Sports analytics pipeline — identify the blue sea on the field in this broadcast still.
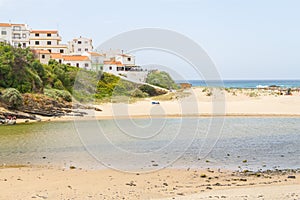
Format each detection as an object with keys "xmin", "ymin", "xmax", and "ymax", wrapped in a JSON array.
[{"xmin": 178, "ymin": 80, "xmax": 300, "ymax": 89}]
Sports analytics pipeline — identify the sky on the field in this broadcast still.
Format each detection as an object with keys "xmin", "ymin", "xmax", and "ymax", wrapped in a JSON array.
[{"xmin": 0, "ymin": 0, "xmax": 300, "ymax": 80}]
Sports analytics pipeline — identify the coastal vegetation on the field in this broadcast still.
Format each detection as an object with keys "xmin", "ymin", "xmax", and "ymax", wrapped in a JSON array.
[
  {"xmin": 0, "ymin": 42, "xmax": 170, "ymax": 117},
  {"xmin": 146, "ymin": 70, "xmax": 179, "ymax": 90}
]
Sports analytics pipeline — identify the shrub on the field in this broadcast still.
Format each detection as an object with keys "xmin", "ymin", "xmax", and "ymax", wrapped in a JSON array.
[
  {"xmin": 44, "ymin": 89, "xmax": 72, "ymax": 102},
  {"xmin": 131, "ymin": 89, "xmax": 148, "ymax": 98},
  {"xmin": 139, "ymin": 85, "xmax": 167, "ymax": 96},
  {"xmin": 146, "ymin": 70, "xmax": 179, "ymax": 90},
  {"xmin": 1, "ymin": 88, "xmax": 23, "ymax": 109}
]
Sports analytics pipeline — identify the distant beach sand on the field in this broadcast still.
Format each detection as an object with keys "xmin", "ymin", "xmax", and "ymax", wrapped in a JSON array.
[{"xmin": 21, "ymin": 87, "xmax": 300, "ymax": 124}]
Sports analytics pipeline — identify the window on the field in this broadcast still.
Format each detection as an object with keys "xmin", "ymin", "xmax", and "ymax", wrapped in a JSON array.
[
  {"xmin": 35, "ymin": 41, "xmax": 40, "ymax": 45},
  {"xmin": 35, "ymin": 33, "xmax": 39, "ymax": 37},
  {"xmin": 117, "ymin": 67, "xmax": 124, "ymax": 71},
  {"xmin": 85, "ymin": 48, "xmax": 88, "ymax": 52},
  {"xmin": 127, "ymin": 57, "xmax": 131, "ymax": 61},
  {"xmin": 48, "ymin": 49, "xmax": 52, "ymax": 53},
  {"xmin": 13, "ymin": 34, "xmax": 21, "ymax": 39},
  {"xmin": 47, "ymin": 41, "xmax": 51, "ymax": 45},
  {"xmin": 84, "ymin": 41, "xmax": 88, "ymax": 44},
  {"xmin": 84, "ymin": 63, "xmax": 89, "ymax": 68},
  {"xmin": 59, "ymin": 59, "xmax": 62, "ymax": 64},
  {"xmin": 60, "ymin": 49, "xmax": 64, "ymax": 53},
  {"xmin": 47, "ymin": 33, "xmax": 51, "ymax": 37},
  {"xmin": 41, "ymin": 55, "xmax": 45, "ymax": 59},
  {"xmin": 1, "ymin": 31, "xmax": 7, "ymax": 35},
  {"xmin": 76, "ymin": 63, "xmax": 79, "ymax": 68},
  {"xmin": 78, "ymin": 48, "xmax": 81, "ymax": 52},
  {"xmin": 109, "ymin": 66, "xmax": 112, "ymax": 70},
  {"xmin": 13, "ymin": 26, "xmax": 21, "ymax": 31},
  {"xmin": 78, "ymin": 41, "xmax": 82, "ymax": 44},
  {"xmin": 22, "ymin": 34, "xmax": 26, "ymax": 38},
  {"xmin": 22, "ymin": 43, "xmax": 26, "ymax": 48}
]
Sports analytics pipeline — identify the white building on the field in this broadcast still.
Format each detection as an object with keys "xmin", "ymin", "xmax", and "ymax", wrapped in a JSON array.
[
  {"xmin": 0, "ymin": 23, "xmax": 30, "ymax": 48},
  {"xmin": 11, "ymin": 23, "xmax": 30, "ymax": 48},
  {"xmin": 50, "ymin": 54, "xmax": 92, "ymax": 70},
  {"xmin": 68, "ymin": 36, "xmax": 93, "ymax": 54},
  {"xmin": 29, "ymin": 30, "xmax": 68, "ymax": 54},
  {"xmin": 103, "ymin": 58, "xmax": 148, "ymax": 82},
  {"xmin": 115, "ymin": 54, "xmax": 135, "ymax": 66},
  {"xmin": 82, "ymin": 51, "xmax": 104, "ymax": 71},
  {"xmin": 0, "ymin": 23, "xmax": 12, "ymax": 44},
  {"xmin": 32, "ymin": 49, "xmax": 51, "ymax": 64}
]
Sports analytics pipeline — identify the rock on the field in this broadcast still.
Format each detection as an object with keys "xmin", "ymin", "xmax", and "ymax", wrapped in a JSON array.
[
  {"xmin": 94, "ymin": 107, "xmax": 102, "ymax": 112},
  {"xmin": 69, "ymin": 166, "xmax": 76, "ymax": 169}
]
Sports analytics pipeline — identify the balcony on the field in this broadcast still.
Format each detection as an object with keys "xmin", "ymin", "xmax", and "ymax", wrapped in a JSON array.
[{"xmin": 29, "ymin": 36, "xmax": 62, "ymax": 41}]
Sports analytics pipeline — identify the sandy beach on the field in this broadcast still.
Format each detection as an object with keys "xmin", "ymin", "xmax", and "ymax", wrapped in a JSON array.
[
  {"xmin": 17, "ymin": 87, "xmax": 300, "ymax": 124},
  {"xmin": 81, "ymin": 88, "xmax": 300, "ymax": 120},
  {"xmin": 0, "ymin": 166, "xmax": 299, "ymax": 200}
]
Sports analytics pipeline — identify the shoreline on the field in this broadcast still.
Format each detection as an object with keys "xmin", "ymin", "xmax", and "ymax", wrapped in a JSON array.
[
  {"xmin": 13, "ymin": 113, "xmax": 300, "ymax": 125},
  {"xmin": 1, "ymin": 86, "xmax": 299, "ymax": 124}
]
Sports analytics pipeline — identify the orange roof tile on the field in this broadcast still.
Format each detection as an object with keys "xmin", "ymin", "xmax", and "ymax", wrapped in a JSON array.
[
  {"xmin": 88, "ymin": 52, "xmax": 103, "ymax": 56},
  {"xmin": 104, "ymin": 61, "xmax": 123, "ymax": 66},
  {"xmin": 62, "ymin": 55, "xmax": 90, "ymax": 61},
  {"xmin": 32, "ymin": 49, "xmax": 50, "ymax": 54},
  {"xmin": 50, "ymin": 53, "xmax": 63, "ymax": 59},
  {"xmin": 11, "ymin": 23, "xmax": 26, "ymax": 26},
  {"xmin": 31, "ymin": 30, "xmax": 58, "ymax": 34},
  {"xmin": 0, "ymin": 23, "xmax": 11, "ymax": 27},
  {"xmin": 118, "ymin": 54, "xmax": 132, "ymax": 57}
]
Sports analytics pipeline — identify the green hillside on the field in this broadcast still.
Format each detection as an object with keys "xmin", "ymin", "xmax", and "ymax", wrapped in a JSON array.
[{"xmin": 0, "ymin": 42, "xmax": 169, "ymax": 111}]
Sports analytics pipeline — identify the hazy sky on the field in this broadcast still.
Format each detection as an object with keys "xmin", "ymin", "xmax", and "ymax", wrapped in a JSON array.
[{"xmin": 1, "ymin": 0, "xmax": 299, "ymax": 80}]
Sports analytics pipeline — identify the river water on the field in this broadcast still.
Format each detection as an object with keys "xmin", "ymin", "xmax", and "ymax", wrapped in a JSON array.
[{"xmin": 0, "ymin": 117, "xmax": 299, "ymax": 172}]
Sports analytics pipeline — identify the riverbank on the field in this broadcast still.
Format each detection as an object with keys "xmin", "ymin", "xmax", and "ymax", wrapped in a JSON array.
[
  {"xmin": 0, "ymin": 166, "xmax": 299, "ymax": 199},
  {"xmin": 1, "ymin": 87, "xmax": 300, "ymax": 124}
]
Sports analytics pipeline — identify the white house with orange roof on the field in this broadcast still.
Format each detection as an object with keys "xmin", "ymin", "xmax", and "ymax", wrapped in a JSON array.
[
  {"xmin": 103, "ymin": 55, "xmax": 148, "ymax": 82},
  {"xmin": 11, "ymin": 23, "xmax": 30, "ymax": 48},
  {"xmin": 29, "ymin": 30, "xmax": 69, "ymax": 54},
  {"xmin": 82, "ymin": 51, "xmax": 104, "ymax": 71},
  {"xmin": 50, "ymin": 54, "xmax": 92, "ymax": 70},
  {"xmin": 68, "ymin": 36, "xmax": 93, "ymax": 54},
  {"xmin": 0, "ymin": 23, "xmax": 12, "ymax": 44},
  {"xmin": 32, "ymin": 49, "xmax": 51, "ymax": 64},
  {"xmin": 0, "ymin": 23, "xmax": 30, "ymax": 48},
  {"xmin": 50, "ymin": 53, "xmax": 64, "ymax": 64},
  {"xmin": 115, "ymin": 53, "xmax": 135, "ymax": 66}
]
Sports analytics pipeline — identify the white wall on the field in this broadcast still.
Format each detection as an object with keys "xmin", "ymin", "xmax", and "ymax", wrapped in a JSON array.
[
  {"xmin": 29, "ymin": 31, "xmax": 67, "ymax": 53},
  {"xmin": 63, "ymin": 60, "xmax": 92, "ymax": 70},
  {"xmin": 68, "ymin": 37, "xmax": 93, "ymax": 54},
  {"xmin": 11, "ymin": 24, "xmax": 30, "ymax": 48},
  {"xmin": 82, "ymin": 52, "xmax": 104, "ymax": 71},
  {"xmin": 0, "ymin": 26, "xmax": 12, "ymax": 44},
  {"xmin": 103, "ymin": 64, "xmax": 118, "ymax": 73}
]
